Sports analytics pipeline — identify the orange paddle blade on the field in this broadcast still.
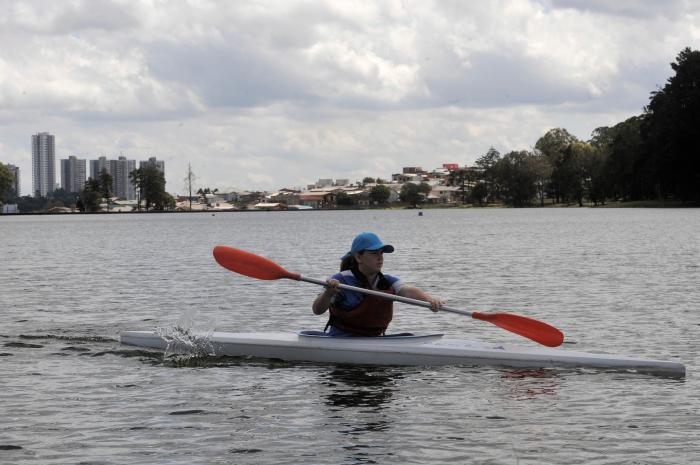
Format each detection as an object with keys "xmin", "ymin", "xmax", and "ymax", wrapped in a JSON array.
[
  {"xmin": 213, "ymin": 246, "xmax": 300, "ymax": 281},
  {"xmin": 472, "ymin": 312, "xmax": 564, "ymax": 347}
]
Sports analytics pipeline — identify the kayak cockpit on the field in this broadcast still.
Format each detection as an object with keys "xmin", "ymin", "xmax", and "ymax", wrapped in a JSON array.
[{"xmin": 298, "ymin": 330, "xmax": 443, "ymax": 343}]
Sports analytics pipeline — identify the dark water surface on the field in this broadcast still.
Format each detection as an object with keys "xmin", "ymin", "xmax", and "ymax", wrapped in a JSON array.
[{"xmin": 1, "ymin": 209, "xmax": 698, "ymax": 464}]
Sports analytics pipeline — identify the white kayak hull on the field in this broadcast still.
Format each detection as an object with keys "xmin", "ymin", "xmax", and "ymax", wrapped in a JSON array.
[{"xmin": 119, "ymin": 330, "xmax": 685, "ymax": 376}]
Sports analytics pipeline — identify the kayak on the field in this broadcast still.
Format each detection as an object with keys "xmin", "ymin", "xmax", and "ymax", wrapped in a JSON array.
[{"xmin": 119, "ymin": 330, "xmax": 686, "ymax": 376}]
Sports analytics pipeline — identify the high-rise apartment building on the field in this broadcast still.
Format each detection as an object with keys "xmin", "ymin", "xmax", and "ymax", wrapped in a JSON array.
[
  {"xmin": 60, "ymin": 156, "xmax": 86, "ymax": 193},
  {"xmin": 89, "ymin": 155, "xmax": 136, "ymax": 200},
  {"xmin": 89, "ymin": 156, "xmax": 109, "ymax": 180},
  {"xmin": 139, "ymin": 156, "xmax": 165, "ymax": 174},
  {"xmin": 112, "ymin": 156, "xmax": 136, "ymax": 200},
  {"xmin": 6, "ymin": 164, "xmax": 20, "ymax": 197},
  {"xmin": 32, "ymin": 132, "xmax": 55, "ymax": 197}
]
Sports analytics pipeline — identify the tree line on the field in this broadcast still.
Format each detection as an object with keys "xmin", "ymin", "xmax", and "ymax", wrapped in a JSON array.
[
  {"xmin": 448, "ymin": 47, "xmax": 700, "ymax": 207},
  {"xmin": 76, "ymin": 165, "xmax": 174, "ymax": 212}
]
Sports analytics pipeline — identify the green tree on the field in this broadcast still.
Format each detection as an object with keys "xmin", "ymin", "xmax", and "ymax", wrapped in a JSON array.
[
  {"xmin": 446, "ymin": 168, "xmax": 471, "ymax": 203},
  {"xmin": 400, "ymin": 182, "xmax": 431, "ymax": 207},
  {"xmin": 586, "ymin": 148, "xmax": 609, "ymax": 206},
  {"xmin": 155, "ymin": 191, "xmax": 176, "ymax": 211},
  {"xmin": 590, "ymin": 125, "xmax": 615, "ymax": 149},
  {"xmin": 96, "ymin": 168, "xmax": 112, "ymax": 211},
  {"xmin": 0, "ymin": 163, "xmax": 13, "ymax": 204},
  {"xmin": 335, "ymin": 191, "xmax": 354, "ymax": 207},
  {"xmin": 475, "ymin": 147, "xmax": 501, "ymax": 201},
  {"xmin": 468, "ymin": 182, "xmax": 489, "ymax": 205},
  {"xmin": 132, "ymin": 164, "xmax": 169, "ymax": 211},
  {"xmin": 535, "ymin": 128, "xmax": 579, "ymax": 203},
  {"xmin": 98, "ymin": 168, "xmax": 113, "ymax": 199},
  {"xmin": 535, "ymin": 128, "xmax": 578, "ymax": 159},
  {"xmin": 78, "ymin": 177, "xmax": 102, "ymax": 212},
  {"xmin": 16, "ymin": 195, "xmax": 48, "ymax": 213},
  {"xmin": 555, "ymin": 141, "xmax": 598, "ymax": 206},
  {"xmin": 642, "ymin": 47, "xmax": 700, "ymax": 201},
  {"xmin": 362, "ymin": 177, "xmax": 376, "ymax": 186},
  {"xmin": 588, "ymin": 126, "xmax": 616, "ymax": 204},
  {"xmin": 369, "ymin": 184, "xmax": 391, "ymax": 205},
  {"xmin": 493, "ymin": 151, "xmax": 541, "ymax": 207},
  {"xmin": 600, "ymin": 117, "xmax": 647, "ymax": 200},
  {"xmin": 51, "ymin": 188, "xmax": 77, "ymax": 209},
  {"xmin": 529, "ymin": 154, "xmax": 552, "ymax": 207}
]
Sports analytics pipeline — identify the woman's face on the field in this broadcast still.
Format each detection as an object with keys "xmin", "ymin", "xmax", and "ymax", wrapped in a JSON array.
[{"xmin": 356, "ymin": 249, "xmax": 384, "ymax": 274}]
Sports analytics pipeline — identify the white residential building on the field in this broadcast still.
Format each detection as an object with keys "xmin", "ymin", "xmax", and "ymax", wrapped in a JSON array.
[
  {"xmin": 113, "ymin": 156, "xmax": 136, "ymax": 200},
  {"xmin": 61, "ymin": 156, "xmax": 86, "ymax": 193},
  {"xmin": 32, "ymin": 132, "xmax": 55, "ymax": 197}
]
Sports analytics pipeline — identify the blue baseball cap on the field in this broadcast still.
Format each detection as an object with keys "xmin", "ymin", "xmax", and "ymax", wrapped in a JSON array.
[{"xmin": 341, "ymin": 232, "xmax": 394, "ymax": 260}]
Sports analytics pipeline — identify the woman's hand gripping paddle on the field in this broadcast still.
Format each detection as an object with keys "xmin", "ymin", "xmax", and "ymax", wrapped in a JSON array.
[{"xmin": 213, "ymin": 245, "xmax": 564, "ymax": 347}]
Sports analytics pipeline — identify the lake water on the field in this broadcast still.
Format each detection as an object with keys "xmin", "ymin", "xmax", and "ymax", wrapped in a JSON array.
[{"xmin": 1, "ymin": 209, "xmax": 698, "ymax": 464}]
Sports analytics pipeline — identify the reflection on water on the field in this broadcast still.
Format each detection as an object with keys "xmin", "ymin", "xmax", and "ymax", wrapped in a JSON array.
[
  {"xmin": 500, "ymin": 368, "xmax": 561, "ymax": 399},
  {"xmin": 320, "ymin": 366, "xmax": 403, "ymax": 464},
  {"xmin": 322, "ymin": 366, "xmax": 402, "ymax": 410}
]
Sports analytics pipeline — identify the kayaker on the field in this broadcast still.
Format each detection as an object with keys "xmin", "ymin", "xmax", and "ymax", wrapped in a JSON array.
[{"xmin": 312, "ymin": 232, "xmax": 443, "ymax": 336}]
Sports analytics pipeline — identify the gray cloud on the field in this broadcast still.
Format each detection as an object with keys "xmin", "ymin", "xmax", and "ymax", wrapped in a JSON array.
[
  {"xmin": 548, "ymin": 0, "xmax": 691, "ymax": 19},
  {"xmin": 146, "ymin": 39, "xmax": 313, "ymax": 108},
  {"xmin": 3, "ymin": 0, "xmax": 139, "ymax": 35},
  {"xmin": 421, "ymin": 51, "xmax": 590, "ymax": 107}
]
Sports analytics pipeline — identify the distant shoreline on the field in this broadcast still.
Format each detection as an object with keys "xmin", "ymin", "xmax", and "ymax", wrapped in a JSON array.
[{"xmin": 2, "ymin": 199, "xmax": 698, "ymax": 215}]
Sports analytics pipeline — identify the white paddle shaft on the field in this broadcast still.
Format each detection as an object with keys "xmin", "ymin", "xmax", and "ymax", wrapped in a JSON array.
[{"xmin": 299, "ymin": 275, "xmax": 472, "ymax": 317}]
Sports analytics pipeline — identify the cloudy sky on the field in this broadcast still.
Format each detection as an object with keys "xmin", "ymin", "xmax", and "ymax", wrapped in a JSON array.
[{"xmin": 1, "ymin": 0, "xmax": 699, "ymax": 195}]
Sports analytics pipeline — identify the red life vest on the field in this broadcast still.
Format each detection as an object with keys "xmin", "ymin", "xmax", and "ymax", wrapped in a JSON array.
[{"xmin": 327, "ymin": 288, "xmax": 394, "ymax": 336}]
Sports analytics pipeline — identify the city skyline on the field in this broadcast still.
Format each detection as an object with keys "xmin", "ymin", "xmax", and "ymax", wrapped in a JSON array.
[
  {"xmin": 10, "ymin": 130, "xmax": 436, "ymax": 200},
  {"xmin": 12, "ymin": 134, "xmax": 167, "ymax": 200},
  {"xmin": 2, "ymin": 2, "xmax": 699, "ymax": 196}
]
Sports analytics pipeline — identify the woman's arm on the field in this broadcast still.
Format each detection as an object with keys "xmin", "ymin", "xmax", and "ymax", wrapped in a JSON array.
[
  {"xmin": 398, "ymin": 286, "xmax": 444, "ymax": 312},
  {"xmin": 312, "ymin": 279, "xmax": 340, "ymax": 315}
]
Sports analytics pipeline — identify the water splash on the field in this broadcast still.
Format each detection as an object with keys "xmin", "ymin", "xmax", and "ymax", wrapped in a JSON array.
[{"xmin": 156, "ymin": 311, "xmax": 217, "ymax": 359}]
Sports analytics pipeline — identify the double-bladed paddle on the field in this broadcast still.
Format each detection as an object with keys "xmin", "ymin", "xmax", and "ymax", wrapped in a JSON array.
[{"xmin": 213, "ymin": 245, "xmax": 564, "ymax": 347}]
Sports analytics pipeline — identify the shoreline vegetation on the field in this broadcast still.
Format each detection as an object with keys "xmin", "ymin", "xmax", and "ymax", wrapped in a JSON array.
[{"xmin": 3, "ymin": 198, "xmax": 698, "ymax": 216}]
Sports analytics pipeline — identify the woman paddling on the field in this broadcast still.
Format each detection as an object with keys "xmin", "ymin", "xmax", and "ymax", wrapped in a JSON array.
[{"xmin": 312, "ymin": 232, "xmax": 443, "ymax": 336}]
